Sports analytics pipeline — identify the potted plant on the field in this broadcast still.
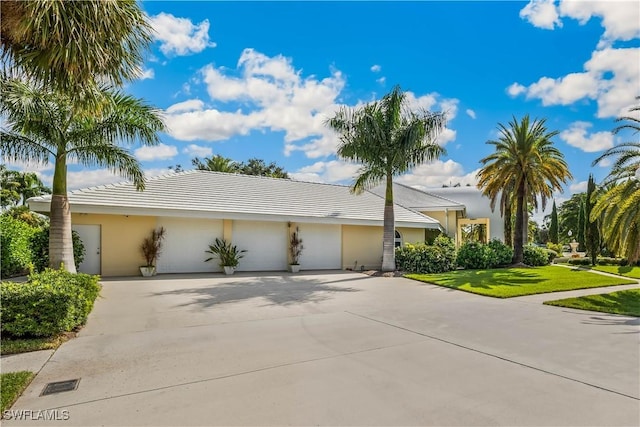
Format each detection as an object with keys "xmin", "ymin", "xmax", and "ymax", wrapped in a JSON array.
[
  {"xmin": 140, "ymin": 227, "xmax": 166, "ymax": 277},
  {"xmin": 288, "ymin": 226, "xmax": 303, "ymax": 273},
  {"xmin": 205, "ymin": 238, "xmax": 247, "ymax": 275}
]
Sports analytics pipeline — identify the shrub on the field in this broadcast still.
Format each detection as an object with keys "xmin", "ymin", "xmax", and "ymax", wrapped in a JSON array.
[
  {"xmin": 456, "ymin": 241, "xmax": 495, "ymax": 270},
  {"xmin": 545, "ymin": 249, "xmax": 558, "ymax": 264},
  {"xmin": 567, "ymin": 258, "xmax": 591, "ymax": 266},
  {"xmin": 0, "ymin": 215, "xmax": 37, "ymax": 278},
  {"xmin": 596, "ymin": 257, "xmax": 627, "ymax": 266},
  {"xmin": 1, "ymin": 270, "xmax": 100, "ymax": 338},
  {"xmin": 522, "ymin": 245, "xmax": 550, "ymax": 266},
  {"xmin": 487, "ymin": 239, "xmax": 514, "ymax": 266},
  {"xmin": 395, "ymin": 235, "xmax": 456, "ymax": 274},
  {"xmin": 29, "ymin": 227, "xmax": 85, "ymax": 273},
  {"xmin": 546, "ymin": 242, "xmax": 563, "ymax": 255}
]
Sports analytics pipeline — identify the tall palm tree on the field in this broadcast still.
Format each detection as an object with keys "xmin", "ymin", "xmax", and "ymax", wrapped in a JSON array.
[
  {"xmin": 592, "ymin": 100, "xmax": 640, "ymax": 263},
  {"xmin": 1, "ymin": 0, "xmax": 152, "ymax": 97},
  {"xmin": 326, "ymin": 85, "xmax": 447, "ymax": 271},
  {"xmin": 478, "ymin": 115, "xmax": 572, "ymax": 264},
  {"xmin": 1, "ymin": 77, "xmax": 165, "ymax": 272}
]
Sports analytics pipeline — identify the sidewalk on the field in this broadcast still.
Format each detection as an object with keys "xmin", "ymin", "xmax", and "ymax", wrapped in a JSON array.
[{"xmin": 1, "ymin": 350, "xmax": 54, "ymax": 374}]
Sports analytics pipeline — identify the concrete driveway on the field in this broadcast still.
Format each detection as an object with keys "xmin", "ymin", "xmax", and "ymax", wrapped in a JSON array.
[{"xmin": 6, "ymin": 271, "xmax": 639, "ymax": 426}]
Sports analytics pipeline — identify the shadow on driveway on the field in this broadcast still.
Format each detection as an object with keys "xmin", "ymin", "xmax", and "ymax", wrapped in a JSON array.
[{"xmin": 151, "ymin": 276, "xmax": 361, "ymax": 309}]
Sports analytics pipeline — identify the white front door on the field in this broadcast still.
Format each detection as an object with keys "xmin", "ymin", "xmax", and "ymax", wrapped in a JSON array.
[{"xmin": 72, "ymin": 224, "xmax": 101, "ymax": 274}]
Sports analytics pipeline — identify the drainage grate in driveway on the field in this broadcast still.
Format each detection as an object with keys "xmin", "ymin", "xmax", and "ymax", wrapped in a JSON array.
[{"xmin": 41, "ymin": 379, "xmax": 80, "ymax": 396}]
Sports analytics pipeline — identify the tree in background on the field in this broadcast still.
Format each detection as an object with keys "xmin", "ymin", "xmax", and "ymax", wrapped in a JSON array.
[
  {"xmin": 584, "ymin": 174, "xmax": 600, "ymax": 265},
  {"xmin": 549, "ymin": 200, "xmax": 559, "ymax": 244},
  {"xmin": 192, "ymin": 156, "xmax": 289, "ymax": 179},
  {"xmin": 326, "ymin": 85, "xmax": 446, "ymax": 271},
  {"xmin": 0, "ymin": 166, "xmax": 50, "ymax": 208},
  {"xmin": 1, "ymin": 78, "xmax": 165, "ymax": 273},
  {"xmin": 558, "ymin": 193, "xmax": 585, "ymax": 243},
  {"xmin": 576, "ymin": 200, "xmax": 585, "ymax": 252},
  {"xmin": 478, "ymin": 115, "xmax": 572, "ymax": 264}
]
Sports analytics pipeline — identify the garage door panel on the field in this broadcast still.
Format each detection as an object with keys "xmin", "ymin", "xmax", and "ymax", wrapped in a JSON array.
[
  {"xmin": 156, "ymin": 217, "xmax": 223, "ymax": 273},
  {"xmin": 298, "ymin": 223, "xmax": 341, "ymax": 270},
  {"xmin": 233, "ymin": 221, "xmax": 287, "ymax": 271}
]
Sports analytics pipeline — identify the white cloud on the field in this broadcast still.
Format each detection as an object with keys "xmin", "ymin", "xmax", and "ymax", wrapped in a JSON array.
[
  {"xmin": 507, "ymin": 82, "xmax": 527, "ymax": 97},
  {"xmin": 520, "ymin": 0, "xmax": 561, "ymax": 30},
  {"xmin": 165, "ymin": 49, "xmax": 460, "ymax": 159},
  {"xmin": 139, "ymin": 68, "xmax": 154, "ymax": 80},
  {"xmin": 559, "ymin": 121, "xmax": 614, "ymax": 152},
  {"xmin": 134, "ymin": 143, "xmax": 178, "ymax": 161},
  {"xmin": 396, "ymin": 160, "xmax": 479, "ymax": 188},
  {"xmin": 465, "ymin": 109, "xmax": 476, "ymax": 119},
  {"xmin": 510, "ymin": 47, "xmax": 639, "ymax": 118},
  {"xmin": 370, "ymin": 65, "xmax": 381, "ymax": 73},
  {"xmin": 149, "ymin": 13, "xmax": 216, "ymax": 56},
  {"xmin": 165, "ymin": 99, "xmax": 205, "ymax": 114},
  {"xmin": 570, "ymin": 180, "xmax": 588, "ymax": 193},
  {"xmin": 376, "ymin": 76, "xmax": 386, "ymax": 85},
  {"xmin": 182, "ymin": 144, "xmax": 213, "ymax": 157},
  {"xmin": 290, "ymin": 160, "xmax": 361, "ymax": 184},
  {"xmin": 558, "ymin": 0, "xmax": 640, "ymax": 46}
]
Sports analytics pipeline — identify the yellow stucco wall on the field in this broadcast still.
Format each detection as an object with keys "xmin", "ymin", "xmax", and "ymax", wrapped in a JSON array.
[
  {"xmin": 396, "ymin": 227, "xmax": 424, "ymax": 245},
  {"xmin": 71, "ymin": 213, "xmax": 156, "ymax": 276},
  {"xmin": 423, "ymin": 210, "xmax": 458, "ymax": 237},
  {"xmin": 341, "ymin": 225, "xmax": 383, "ymax": 270}
]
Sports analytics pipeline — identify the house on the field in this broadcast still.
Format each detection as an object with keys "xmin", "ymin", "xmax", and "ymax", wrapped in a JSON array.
[
  {"xmin": 28, "ymin": 171, "xmax": 441, "ymax": 276},
  {"xmin": 28, "ymin": 171, "xmax": 503, "ymax": 276}
]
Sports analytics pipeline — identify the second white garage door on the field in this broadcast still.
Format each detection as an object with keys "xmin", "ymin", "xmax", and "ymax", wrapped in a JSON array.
[
  {"xmin": 297, "ymin": 223, "xmax": 342, "ymax": 270},
  {"xmin": 156, "ymin": 217, "xmax": 223, "ymax": 273},
  {"xmin": 232, "ymin": 220, "xmax": 288, "ymax": 271}
]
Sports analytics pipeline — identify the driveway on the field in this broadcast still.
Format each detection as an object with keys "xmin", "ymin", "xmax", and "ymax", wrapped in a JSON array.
[{"xmin": 6, "ymin": 271, "xmax": 639, "ymax": 426}]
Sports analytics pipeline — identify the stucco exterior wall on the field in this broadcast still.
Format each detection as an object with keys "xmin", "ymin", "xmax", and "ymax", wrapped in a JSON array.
[
  {"xmin": 341, "ymin": 225, "xmax": 383, "ymax": 270},
  {"xmin": 396, "ymin": 227, "xmax": 424, "ymax": 245},
  {"xmin": 422, "ymin": 210, "xmax": 458, "ymax": 237},
  {"xmin": 71, "ymin": 213, "xmax": 156, "ymax": 276}
]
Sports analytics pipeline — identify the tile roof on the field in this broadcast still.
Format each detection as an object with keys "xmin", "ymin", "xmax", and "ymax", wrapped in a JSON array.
[
  {"xmin": 28, "ymin": 170, "xmax": 441, "ymax": 228},
  {"xmin": 369, "ymin": 182, "xmax": 465, "ymax": 211}
]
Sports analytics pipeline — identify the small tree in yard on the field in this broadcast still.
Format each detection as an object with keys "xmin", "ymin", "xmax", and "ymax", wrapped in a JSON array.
[{"xmin": 577, "ymin": 201, "xmax": 586, "ymax": 251}]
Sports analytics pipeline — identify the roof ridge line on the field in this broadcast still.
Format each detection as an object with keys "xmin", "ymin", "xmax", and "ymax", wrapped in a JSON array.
[{"xmin": 191, "ymin": 169, "xmax": 352, "ymax": 189}]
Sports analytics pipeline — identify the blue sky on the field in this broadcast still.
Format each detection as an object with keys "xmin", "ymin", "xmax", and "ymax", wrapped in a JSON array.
[{"xmin": 15, "ymin": 1, "xmax": 640, "ymax": 222}]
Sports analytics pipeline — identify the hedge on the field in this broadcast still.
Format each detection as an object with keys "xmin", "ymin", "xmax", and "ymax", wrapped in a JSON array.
[
  {"xmin": 395, "ymin": 235, "xmax": 456, "ymax": 273},
  {"xmin": 1, "ymin": 270, "xmax": 100, "ymax": 338},
  {"xmin": 0, "ymin": 215, "xmax": 37, "ymax": 278}
]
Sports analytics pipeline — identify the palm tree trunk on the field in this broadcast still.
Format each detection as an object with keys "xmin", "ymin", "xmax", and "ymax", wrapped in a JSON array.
[
  {"xmin": 513, "ymin": 180, "xmax": 525, "ymax": 264},
  {"xmin": 381, "ymin": 172, "xmax": 395, "ymax": 272},
  {"xmin": 504, "ymin": 202, "xmax": 512, "ymax": 246},
  {"xmin": 49, "ymin": 155, "xmax": 77, "ymax": 273}
]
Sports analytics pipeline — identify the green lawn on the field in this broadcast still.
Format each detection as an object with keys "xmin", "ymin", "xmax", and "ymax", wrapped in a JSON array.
[
  {"xmin": 544, "ymin": 289, "xmax": 640, "ymax": 317},
  {"xmin": 405, "ymin": 266, "xmax": 636, "ymax": 298},
  {"xmin": 591, "ymin": 265, "xmax": 640, "ymax": 279},
  {"xmin": 1, "ymin": 334, "xmax": 70, "ymax": 356},
  {"xmin": 1, "ymin": 371, "xmax": 34, "ymax": 412}
]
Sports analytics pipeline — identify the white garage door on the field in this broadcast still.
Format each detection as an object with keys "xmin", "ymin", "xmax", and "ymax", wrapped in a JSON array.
[
  {"xmin": 156, "ymin": 217, "xmax": 223, "ymax": 273},
  {"xmin": 232, "ymin": 221, "xmax": 287, "ymax": 271},
  {"xmin": 297, "ymin": 223, "xmax": 342, "ymax": 270}
]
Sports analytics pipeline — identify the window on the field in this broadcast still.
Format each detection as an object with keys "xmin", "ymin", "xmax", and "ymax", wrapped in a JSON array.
[{"xmin": 395, "ymin": 230, "xmax": 402, "ymax": 248}]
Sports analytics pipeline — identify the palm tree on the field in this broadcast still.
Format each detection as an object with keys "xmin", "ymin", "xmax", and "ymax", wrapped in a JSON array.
[
  {"xmin": 325, "ymin": 85, "xmax": 447, "ymax": 271},
  {"xmin": 592, "ymin": 100, "xmax": 640, "ymax": 262},
  {"xmin": 192, "ymin": 155, "xmax": 240, "ymax": 173},
  {"xmin": 1, "ymin": 77, "xmax": 165, "ymax": 272},
  {"xmin": 478, "ymin": 115, "xmax": 572, "ymax": 264},
  {"xmin": 14, "ymin": 171, "xmax": 51, "ymax": 205},
  {"xmin": 1, "ymin": 0, "xmax": 152, "ymax": 97}
]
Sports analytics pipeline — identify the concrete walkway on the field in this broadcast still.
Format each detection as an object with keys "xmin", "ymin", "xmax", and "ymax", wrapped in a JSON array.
[
  {"xmin": 4, "ymin": 271, "xmax": 639, "ymax": 426},
  {"xmin": 1, "ymin": 350, "xmax": 54, "ymax": 374}
]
